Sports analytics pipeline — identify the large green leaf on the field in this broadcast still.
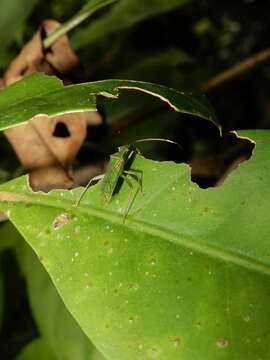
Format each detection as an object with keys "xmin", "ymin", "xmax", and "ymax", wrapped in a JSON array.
[
  {"xmin": 0, "ymin": 130, "xmax": 268, "ymax": 359},
  {"xmin": 15, "ymin": 238, "xmax": 106, "ymax": 360},
  {"xmin": 71, "ymin": 0, "xmax": 191, "ymax": 49},
  {"xmin": 0, "ymin": 72, "xmax": 218, "ymax": 131},
  {"xmin": 0, "ymin": 74, "xmax": 95, "ymax": 131}
]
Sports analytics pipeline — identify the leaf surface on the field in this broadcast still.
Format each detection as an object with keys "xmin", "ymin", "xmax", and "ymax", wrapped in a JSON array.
[
  {"xmin": 15, "ymin": 237, "xmax": 106, "ymax": 360},
  {"xmin": 0, "ymin": 73, "xmax": 218, "ymax": 131},
  {"xmin": 0, "ymin": 130, "xmax": 267, "ymax": 360}
]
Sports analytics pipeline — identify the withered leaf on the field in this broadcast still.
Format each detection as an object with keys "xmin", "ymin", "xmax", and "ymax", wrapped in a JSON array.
[{"xmin": 3, "ymin": 20, "xmax": 103, "ymax": 192}]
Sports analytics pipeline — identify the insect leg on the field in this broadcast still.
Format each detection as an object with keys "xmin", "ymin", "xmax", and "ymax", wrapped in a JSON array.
[
  {"xmin": 120, "ymin": 168, "xmax": 144, "ymax": 221},
  {"xmin": 74, "ymin": 174, "xmax": 105, "ymax": 207},
  {"xmin": 123, "ymin": 169, "xmax": 143, "ymax": 194},
  {"xmin": 119, "ymin": 173, "xmax": 141, "ymax": 221}
]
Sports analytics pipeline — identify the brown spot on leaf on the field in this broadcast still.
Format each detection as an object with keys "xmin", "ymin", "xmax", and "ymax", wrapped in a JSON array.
[
  {"xmin": 53, "ymin": 213, "xmax": 68, "ymax": 230},
  {"xmin": 216, "ymin": 338, "xmax": 228, "ymax": 348},
  {"xmin": 173, "ymin": 338, "xmax": 181, "ymax": 347},
  {"xmin": 0, "ymin": 192, "xmax": 27, "ymax": 202}
]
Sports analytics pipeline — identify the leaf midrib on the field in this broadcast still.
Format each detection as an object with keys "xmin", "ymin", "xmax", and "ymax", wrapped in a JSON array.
[{"xmin": 15, "ymin": 192, "xmax": 270, "ymax": 277}]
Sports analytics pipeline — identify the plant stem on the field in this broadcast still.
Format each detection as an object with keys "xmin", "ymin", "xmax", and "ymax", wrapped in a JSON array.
[
  {"xmin": 43, "ymin": 13, "xmax": 92, "ymax": 49},
  {"xmin": 200, "ymin": 48, "xmax": 270, "ymax": 93},
  {"xmin": 43, "ymin": 0, "xmax": 118, "ymax": 49}
]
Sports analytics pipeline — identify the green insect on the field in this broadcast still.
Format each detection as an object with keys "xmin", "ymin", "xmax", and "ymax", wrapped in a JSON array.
[{"xmin": 75, "ymin": 138, "xmax": 182, "ymax": 219}]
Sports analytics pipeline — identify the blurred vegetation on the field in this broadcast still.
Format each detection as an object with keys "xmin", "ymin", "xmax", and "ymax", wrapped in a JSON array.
[{"xmin": 0, "ymin": 0, "xmax": 269, "ymax": 358}]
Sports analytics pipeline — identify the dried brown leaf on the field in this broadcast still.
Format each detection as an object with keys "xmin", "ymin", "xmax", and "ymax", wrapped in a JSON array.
[{"xmin": 2, "ymin": 20, "xmax": 103, "ymax": 191}]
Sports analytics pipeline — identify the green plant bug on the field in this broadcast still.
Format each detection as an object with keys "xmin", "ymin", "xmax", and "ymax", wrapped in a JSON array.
[{"xmin": 75, "ymin": 138, "xmax": 182, "ymax": 220}]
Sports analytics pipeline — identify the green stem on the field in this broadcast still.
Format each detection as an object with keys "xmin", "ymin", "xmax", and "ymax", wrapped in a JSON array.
[{"xmin": 43, "ymin": 0, "xmax": 118, "ymax": 49}]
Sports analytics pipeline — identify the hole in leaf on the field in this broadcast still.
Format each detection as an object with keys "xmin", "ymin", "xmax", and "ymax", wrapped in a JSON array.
[
  {"xmin": 190, "ymin": 132, "xmax": 255, "ymax": 188},
  {"xmin": 53, "ymin": 122, "xmax": 70, "ymax": 138}
]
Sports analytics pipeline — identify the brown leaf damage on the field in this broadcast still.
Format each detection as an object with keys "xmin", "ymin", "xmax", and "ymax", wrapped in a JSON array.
[{"xmin": 0, "ymin": 192, "xmax": 27, "ymax": 202}]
